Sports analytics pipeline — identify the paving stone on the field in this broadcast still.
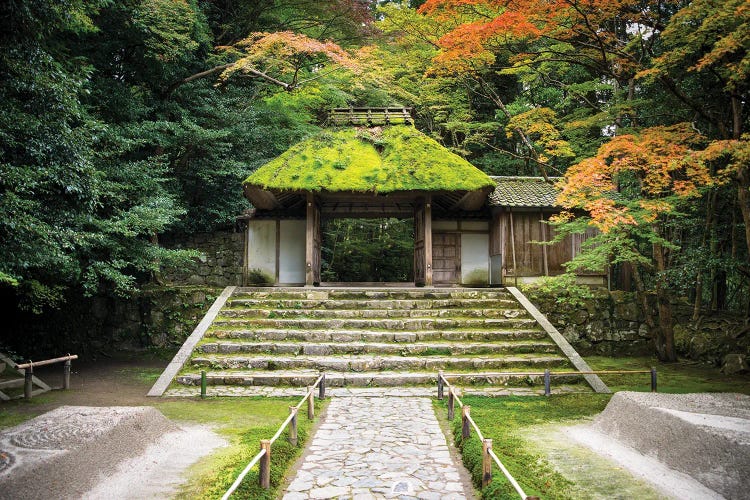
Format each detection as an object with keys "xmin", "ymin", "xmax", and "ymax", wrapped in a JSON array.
[{"xmin": 282, "ymin": 397, "xmax": 473, "ymax": 499}]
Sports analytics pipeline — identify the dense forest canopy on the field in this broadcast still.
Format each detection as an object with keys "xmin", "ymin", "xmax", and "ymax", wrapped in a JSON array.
[{"xmin": 1, "ymin": 1, "xmax": 748, "ymax": 359}]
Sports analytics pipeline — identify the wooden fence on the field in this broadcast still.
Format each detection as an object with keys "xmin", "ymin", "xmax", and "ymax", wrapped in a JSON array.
[
  {"xmin": 221, "ymin": 373, "xmax": 326, "ymax": 499},
  {"xmin": 437, "ymin": 368, "xmax": 657, "ymax": 498},
  {"xmin": 15, "ymin": 354, "xmax": 78, "ymax": 399}
]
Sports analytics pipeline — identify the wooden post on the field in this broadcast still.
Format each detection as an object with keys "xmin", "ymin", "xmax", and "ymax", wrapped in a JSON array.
[
  {"xmin": 650, "ymin": 367, "xmax": 657, "ymax": 392},
  {"xmin": 540, "ymin": 210, "xmax": 549, "ymax": 276},
  {"xmin": 509, "ymin": 209, "xmax": 517, "ymax": 284},
  {"xmin": 307, "ymin": 387, "xmax": 314, "ymax": 420},
  {"xmin": 319, "ymin": 372, "xmax": 326, "ymax": 400},
  {"xmin": 63, "ymin": 358, "xmax": 71, "ymax": 390},
  {"xmin": 437, "ymin": 370, "xmax": 444, "ymax": 400},
  {"xmin": 201, "ymin": 370, "xmax": 207, "ymax": 398},
  {"xmin": 288, "ymin": 406, "xmax": 298, "ymax": 446},
  {"xmin": 259, "ymin": 440, "xmax": 271, "ymax": 489},
  {"xmin": 448, "ymin": 390, "xmax": 455, "ymax": 421},
  {"xmin": 24, "ymin": 363, "xmax": 33, "ymax": 400},
  {"xmin": 461, "ymin": 406, "xmax": 471, "ymax": 440},
  {"xmin": 482, "ymin": 439, "xmax": 493, "ymax": 488},
  {"xmin": 544, "ymin": 369, "xmax": 551, "ymax": 396},
  {"xmin": 305, "ymin": 192, "xmax": 315, "ymax": 286},
  {"xmin": 425, "ymin": 196, "xmax": 433, "ymax": 287}
]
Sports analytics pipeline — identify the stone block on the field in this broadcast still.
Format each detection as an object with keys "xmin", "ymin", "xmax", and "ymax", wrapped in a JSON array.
[{"xmin": 721, "ymin": 354, "xmax": 748, "ymax": 375}]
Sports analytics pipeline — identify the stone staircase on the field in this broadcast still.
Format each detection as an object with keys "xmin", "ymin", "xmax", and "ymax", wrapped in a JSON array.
[{"xmin": 166, "ymin": 287, "xmax": 591, "ymax": 395}]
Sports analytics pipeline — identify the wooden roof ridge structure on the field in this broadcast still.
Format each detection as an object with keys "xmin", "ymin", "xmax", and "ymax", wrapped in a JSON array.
[
  {"xmin": 326, "ymin": 107, "xmax": 414, "ymax": 127},
  {"xmin": 242, "ymin": 125, "xmax": 495, "ymax": 214}
]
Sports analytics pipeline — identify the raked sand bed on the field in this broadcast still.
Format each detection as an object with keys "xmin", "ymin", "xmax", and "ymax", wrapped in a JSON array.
[{"xmin": 0, "ymin": 406, "xmax": 225, "ymax": 500}]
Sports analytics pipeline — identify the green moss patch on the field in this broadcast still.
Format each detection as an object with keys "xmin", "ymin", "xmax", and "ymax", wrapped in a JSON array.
[{"xmin": 243, "ymin": 126, "xmax": 495, "ymax": 193}]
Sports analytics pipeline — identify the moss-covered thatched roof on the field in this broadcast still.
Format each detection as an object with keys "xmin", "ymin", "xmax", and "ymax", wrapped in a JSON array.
[{"xmin": 243, "ymin": 126, "xmax": 495, "ymax": 196}]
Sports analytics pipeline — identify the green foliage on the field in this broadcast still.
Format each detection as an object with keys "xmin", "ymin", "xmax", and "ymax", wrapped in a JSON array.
[
  {"xmin": 521, "ymin": 274, "xmax": 594, "ymax": 309},
  {"xmin": 244, "ymin": 125, "xmax": 495, "ymax": 193},
  {"xmin": 321, "ymin": 218, "xmax": 414, "ymax": 282}
]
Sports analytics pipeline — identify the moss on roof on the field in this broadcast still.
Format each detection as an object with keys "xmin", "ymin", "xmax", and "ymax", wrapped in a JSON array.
[{"xmin": 243, "ymin": 126, "xmax": 495, "ymax": 193}]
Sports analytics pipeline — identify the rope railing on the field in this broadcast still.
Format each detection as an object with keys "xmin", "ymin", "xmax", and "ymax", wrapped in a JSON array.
[
  {"xmin": 438, "ymin": 371, "xmax": 537, "ymax": 500},
  {"xmin": 437, "ymin": 367, "xmax": 658, "ymax": 499},
  {"xmin": 440, "ymin": 368, "xmax": 658, "ymax": 396},
  {"xmin": 221, "ymin": 373, "xmax": 326, "ymax": 499}
]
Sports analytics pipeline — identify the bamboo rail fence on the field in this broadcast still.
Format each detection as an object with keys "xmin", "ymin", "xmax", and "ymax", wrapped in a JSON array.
[
  {"xmin": 17, "ymin": 354, "xmax": 78, "ymax": 399},
  {"xmin": 221, "ymin": 373, "xmax": 326, "ymax": 499},
  {"xmin": 436, "ymin": 367, "xmax": 657, "ymax": 498}
]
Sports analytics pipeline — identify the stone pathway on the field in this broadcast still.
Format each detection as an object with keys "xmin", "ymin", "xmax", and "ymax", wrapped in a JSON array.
[{"xmin": 282, "ymin": 397, "xmax": 474, "ymax": 500}]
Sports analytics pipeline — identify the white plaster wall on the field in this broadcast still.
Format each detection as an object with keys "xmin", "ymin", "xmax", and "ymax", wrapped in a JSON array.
[
  {"xmin": 461, "ymin": 233, "xmax": 489, "ymax": 285},
  {"xmin": 247, "ymin": 220, "xmax": 276, "ymax": 280},
  {"xmin": 279, "ymin": 220, "xmax": 306, "ymax": 284}
]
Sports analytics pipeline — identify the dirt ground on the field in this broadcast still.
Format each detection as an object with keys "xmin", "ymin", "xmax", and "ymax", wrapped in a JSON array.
[{"xmin": 1, "ymin": 352, "xmax": 167, "ymax": 422}]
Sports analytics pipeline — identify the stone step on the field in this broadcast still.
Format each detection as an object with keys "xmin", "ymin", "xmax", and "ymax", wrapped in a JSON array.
[
  {"xmin": 175, "ymin": 370, "xmax": 585, "ymax": 388},
  {"xmin": 224, "ymin": 298, "xmax": 521, "ymax": 310},
  {"xmin": 207, "ymin": 328, "xmax": 547, "ymax": 342},
  {"xmin": 190, "ymin": 354, "xmax": 570, "ymax": 371},
  {"xmin": 210, "ymin": 317, "xmax": 539, "ymax": 331},
  {"xmin": 232, "ymin": 288, "xmax": 513, "ymax": 301},
  {"xmin": 219, "ymin": 307, "xmax": 529, "ymax": 320},
  {"xmin": 196, "ymin": 340, "xmax": 559, "ymax": 356}
]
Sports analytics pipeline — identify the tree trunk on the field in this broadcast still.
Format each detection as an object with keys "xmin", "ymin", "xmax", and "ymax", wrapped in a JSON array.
[
  {"xmin": 630, "ymin": 263, "xmax": 658, "ymax": 345},
  {"xmin": 653, "ymin": 240, "xmax": 677, "ymax": 361}
]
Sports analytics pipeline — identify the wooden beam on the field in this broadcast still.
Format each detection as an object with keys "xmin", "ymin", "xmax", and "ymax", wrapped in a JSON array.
[
  {"xmin": 540, "ymin": 210, "xmax": 549, "ymax": 276},
  {"xmin": 305, "ymin": 192, "xmax": 315, "ymax": 286},
  {"xmin": 425, "ymin": 195, "xmax": 433, "ymax": 287}
]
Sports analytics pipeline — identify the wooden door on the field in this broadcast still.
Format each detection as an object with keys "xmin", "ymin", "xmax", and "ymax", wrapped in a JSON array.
[{"xmin": 432, "ymin": 233, "xmax": 460, "ymax": 284}]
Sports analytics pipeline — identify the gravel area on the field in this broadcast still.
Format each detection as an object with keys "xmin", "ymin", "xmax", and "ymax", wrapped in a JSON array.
[{"xmin": 0, "ymin": 406, "xmax": 224, "ymax": 500}]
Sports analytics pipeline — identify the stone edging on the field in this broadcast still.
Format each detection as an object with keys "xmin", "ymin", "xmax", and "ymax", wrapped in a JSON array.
[
  {"xmin": 147, "ymin": 286, "xmax": 236, "ymax": 396},
  {"xmin": 506, "ymin": 286, "xmax": 611, "ymax": 393}
]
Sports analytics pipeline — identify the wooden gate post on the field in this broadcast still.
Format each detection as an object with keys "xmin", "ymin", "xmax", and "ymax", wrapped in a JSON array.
[
  {"xmin": 319, "ymin": 372, "xmax": 326, "ymax": 400},
  {"xmin": 448, "ymin": 389, "xmax": 455, "ymax": 420},
  {"xmin": 24, "ymin": 363, "xmax": 33, "ymax": 400},
  {"xmin": 461, "ymin": 406, "xmax": 471, "ymax": 440},
  {"xmin": 307, "ymin": 387, "xmax": 315, "ymax": 420},
  {"xmin": 482, "ymin": 439, "xmax": 493, "ymax": 488},
  {"xmin": 259, "ymin": 440, "xmax": 271, "ymax": 489},
  {"xmin": 437, "ymin": 370, "xmax": 444, "ymax": 400},
  {"xmin": 288, "ymin": 406, "xmax": 298, "ymax": 446},
  {"xmin": 63, "ymin": 358, "xmax": 71, "ymax": 390}
]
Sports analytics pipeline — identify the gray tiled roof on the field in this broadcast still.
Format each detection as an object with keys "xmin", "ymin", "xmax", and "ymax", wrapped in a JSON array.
[{"xmin": 488, "ymin": 176, "xmax": 561, "ymax": 208}]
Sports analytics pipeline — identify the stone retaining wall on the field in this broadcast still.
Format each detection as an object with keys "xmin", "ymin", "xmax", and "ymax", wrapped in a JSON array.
[
  {"xmin": 161, "ymin": 230, "xmax": 244, "ymax": 287},
  {"xmin": 525, "ymin": 288, "xmax": 749, "ymax": 372},
  {"xmin": 525, "ymin": 289, "xmax": 652, "ymax": 356}
]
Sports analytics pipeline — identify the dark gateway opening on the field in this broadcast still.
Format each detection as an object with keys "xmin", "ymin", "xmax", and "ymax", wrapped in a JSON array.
[{"xmin": 320, "ymin": 218, "xmax": 414, "ymax": 283}]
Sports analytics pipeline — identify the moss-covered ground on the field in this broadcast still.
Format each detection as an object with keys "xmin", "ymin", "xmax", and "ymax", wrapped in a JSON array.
[{"xmin": 437, "ymin": 356, "xmax": 750, "ymax": 499}]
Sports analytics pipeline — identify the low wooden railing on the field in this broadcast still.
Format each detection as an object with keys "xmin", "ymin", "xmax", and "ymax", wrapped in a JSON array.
[
  {"xmin": 439, "ymin": 368, "xmax": 657, "ymax": 397},
  {"xmin": 438, "ymin": 372, "xmax": 536, "ymax": 500},
  {"xmin": 16, "ymin": 354, "xmax": 78, "ymax": 399},
  {"xmin": 221, "ymin": 373, "xmax": 327, "ymax": 499},
  {"xmin": 436, "ymin": 368, "xmax": 657, "ymax": 498}
]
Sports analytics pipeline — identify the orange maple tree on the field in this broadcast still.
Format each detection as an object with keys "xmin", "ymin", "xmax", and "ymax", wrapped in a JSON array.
[{"xmin": 553, "ymin": 124, "xmax": 715, "ymax": 360}]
